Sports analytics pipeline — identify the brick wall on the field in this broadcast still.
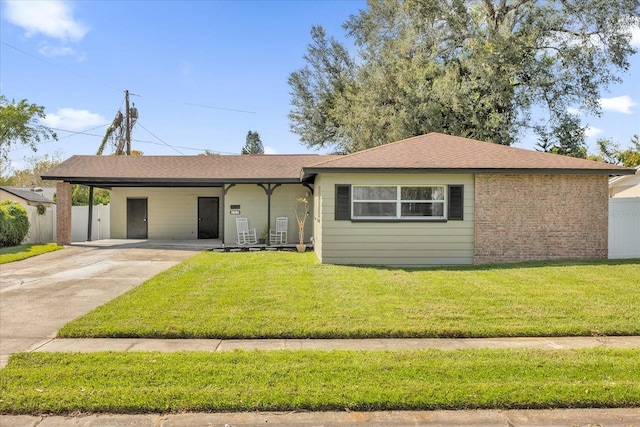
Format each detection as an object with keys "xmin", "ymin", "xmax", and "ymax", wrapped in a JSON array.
[
  {"xmin": 474, "ymin": 174, "xmax": 608, "ymax": 264},
  {"xmin": 56, "ymin": 182, "xmax": 72, "ymax": 245}
]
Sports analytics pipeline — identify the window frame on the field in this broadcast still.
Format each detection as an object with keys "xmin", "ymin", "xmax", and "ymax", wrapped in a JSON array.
[{"xmin": 351, "ymin": 185, "xmax": 447, "ymax": 221}]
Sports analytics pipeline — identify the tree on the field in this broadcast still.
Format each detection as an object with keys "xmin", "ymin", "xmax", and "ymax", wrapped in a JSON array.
[
  {"xmin": 1, "ymin": 153, "xmax": 62, "ymax": 187},
  {"xmin": 289, "ymin": 1, "xmax": 639, "ymax": 153},
  {"xmin": 0, "ymin": 95, "xmax": 57, "ymax": 161},
  {"xmin": 617, "ymin": 134, "xmax": 640, "ymax": 167},
  {"xmin": 288, "ymin": 26, "xmax": 356, "ymax": 152},
  {"xmin": 198, "ymin": 149, "xmax": 219, "ymax": 156},
  {"xmin": 534, "ymin": 113, "xmax": 587, "ymax": 158},
  {"xmin": 70, "ymin": 185, "xmax": 110, "ymax": 206},
  {"xmin": 0, "ymin": 201, "xmax": 29, "ymax": 247},
  {"xmin": 593, "ymin": 134, "xmax": 640, "ymax": 167},
  {"xmin": 241, "ymin": 130, "xmax": 264, "ymax": 154}
]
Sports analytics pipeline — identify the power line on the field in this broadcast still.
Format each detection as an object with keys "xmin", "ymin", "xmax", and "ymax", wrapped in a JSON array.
[
  {"xmin": 183, "ymin": 102, "xmax": 256, "ymax": 114},
  {"xmin": 55, "ymin": 124, "xmax": 109, "ymax": 139},
  {"xmin": 39, "ymin": 126, "xmax": 239, "ymax": 154},
  {"xmin": 1, "ymin": 42, "xmax": 123, "ymax": 93},
  {"xmin": 136, "ymin": 122, "xmax": 184, "ymax": 155},
  {"xmin": 3, "ymin": 41, "xmax": 258, "ymax": 115}
]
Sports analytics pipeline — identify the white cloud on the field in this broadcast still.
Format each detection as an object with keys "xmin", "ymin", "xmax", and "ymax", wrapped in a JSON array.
[
  {"xmin": 42, "ymin": 108, "xmax": 106, "ymax": 131},
  {"xmin": 566, "ymin": 107, "xmax": 583, "ymax": 116},
  {"xmin": 38, "ymin": 41, "xmax": 76, "ymax": 57},
  {"xmin": 585, "ymin": 126, "xmax": 603, "ymax": 138},
  {"xmin": 264, "ymin": 146, "xmax": 277, "ymax": 154},
  {"xmin": 599, "ymin": 95, "xmax": 637, "ymax": 114},
  {"xmin": 5, "ymin": 0, "xmax": 88, "ymax": 42}
]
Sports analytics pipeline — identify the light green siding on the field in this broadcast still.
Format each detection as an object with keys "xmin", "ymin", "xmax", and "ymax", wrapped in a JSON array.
[
  {"xmin": 315, "ymin": 173, "xmax": 475, "ymax": 266},
  {"xmin": 110, "ymin": 187, "xmax": 222, "ymax": 239},
  {"xmin": 223, "ymin": 184, "xmax": 313, "ymax": 244}
]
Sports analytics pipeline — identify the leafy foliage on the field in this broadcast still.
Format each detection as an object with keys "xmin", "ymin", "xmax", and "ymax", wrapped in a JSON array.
[
  {"xmin": 241, "ymin": 130, "xmax": 264, "ymax": 154},
  {"xmin": 590, "ymin": 134, "xmax": 640, "ymax": 167},
  {"xmin": 198, "ymin": 149, "xmax": 220, "ymax": 156},
  {"xmin": 535, "ymin": 114, "xmax": 587, "ymax": 158},
  {"xmin": 0, "ymin": 95, "xmax": 57, "ymax": 161},
  {"xmin": 71, "ymin": 185, "xmax": 110, "ymax": 206},
  {"xmin": 0, "ymin": 200, "xmax": 30, "ymax": 247},
  {"xmin": 0, "ymin": 152, "xmax": 62, "ymax": 187},
  {"xmin": 289, "ymin": 0, "xmax": 639, "ymax": 153},
  {"xmin": 617, "ymin": 134, "xmax": 640, "ymax": 167}
]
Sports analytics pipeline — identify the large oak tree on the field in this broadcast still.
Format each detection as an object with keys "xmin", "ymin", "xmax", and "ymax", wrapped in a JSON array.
[{"xmin": 289, "ymin": 0, "xmax": 639, "ymax": 153}]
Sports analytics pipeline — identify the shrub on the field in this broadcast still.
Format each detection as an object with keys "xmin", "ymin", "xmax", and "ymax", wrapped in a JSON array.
[{"xmin": 0, "ymin": 201, "xmax": 30, "ymax": 247}]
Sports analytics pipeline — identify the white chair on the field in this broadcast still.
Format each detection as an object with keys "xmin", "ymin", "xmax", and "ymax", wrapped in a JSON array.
[
  {"xmin": 269, "ymin": 217, "xmax": 288, "ymax": 244},
  {"xmin": 236, "ymin": 218, "xmax": 257, "ymax": 245}
]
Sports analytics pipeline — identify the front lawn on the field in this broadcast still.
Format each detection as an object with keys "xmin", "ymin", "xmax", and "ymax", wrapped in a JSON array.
[
  {"xmin": 0, "ymin": 243, "xmax": 62, "ymax": 264},
  {"xmin": 1, "ymin": 348, "xmax": 638, "ymax": 414},
  {"xmin": 59, "ymin": 252, "xmax": 640, "ymax": 339}
]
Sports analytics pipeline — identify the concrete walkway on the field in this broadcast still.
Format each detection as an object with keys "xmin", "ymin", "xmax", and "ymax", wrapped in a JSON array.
[
  {"xmin": 2, "ymin": 408, "xmax": 639, "ymax": 426},
  {"xmin": 33, "ymin": 335, "xmax": 640, "ymax": 353}
]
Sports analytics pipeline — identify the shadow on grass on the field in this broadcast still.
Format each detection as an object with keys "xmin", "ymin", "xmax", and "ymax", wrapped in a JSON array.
[{"xmin": 354, "ymin": 257, "xmax": 640, "ymax": 273}]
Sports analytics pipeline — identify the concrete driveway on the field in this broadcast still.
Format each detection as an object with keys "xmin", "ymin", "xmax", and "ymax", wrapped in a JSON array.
[{"xmin": 0, "ymin": 240, "xmax": 201, "ymax": 367}]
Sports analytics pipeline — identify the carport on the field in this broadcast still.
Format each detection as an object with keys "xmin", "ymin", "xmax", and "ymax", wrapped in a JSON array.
[{"xmin": 42, "ymin": 155, "xmax": 324, "ymax": 246}]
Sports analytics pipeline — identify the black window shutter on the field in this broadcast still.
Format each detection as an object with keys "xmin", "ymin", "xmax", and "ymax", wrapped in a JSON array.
[
  {"xmin": 335, "ymin": 185, "xmax": 351, "ymax": 220},
  {"xmin": 448, "ymin": 185, "xmax": 464, "ymax": 220}
]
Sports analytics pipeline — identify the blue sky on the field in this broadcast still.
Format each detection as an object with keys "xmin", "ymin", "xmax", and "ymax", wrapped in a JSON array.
[{"xmin": 1, "ymin": 0, "xmax": 639, "ymax": 171}]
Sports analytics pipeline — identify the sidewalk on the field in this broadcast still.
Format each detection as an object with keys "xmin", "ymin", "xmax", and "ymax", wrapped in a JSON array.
[
  {"xmin": 32, "ymin": 335, "xmax": 640, "ymax": 353},
  {"xmin": 6, "ymin": 338, "xmax": 640, "ymax": 426},
  {"xmin": 3, "ymin": 408, "xmax": 640, "ymax": 426}
]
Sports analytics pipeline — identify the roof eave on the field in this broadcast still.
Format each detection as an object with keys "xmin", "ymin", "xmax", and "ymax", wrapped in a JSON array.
[
  {"xmin": 302, "ymin": 167, "xmax": 637, "ymax": 177},
  {"xmin": 41, "ymin": 176, "xmax": 305, "ymax": 186}
]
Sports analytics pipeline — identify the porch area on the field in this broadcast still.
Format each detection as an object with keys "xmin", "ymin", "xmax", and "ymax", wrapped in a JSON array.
[{"xmin": 70, "ymin": 239, "xmax": 312, "ymax": 252}]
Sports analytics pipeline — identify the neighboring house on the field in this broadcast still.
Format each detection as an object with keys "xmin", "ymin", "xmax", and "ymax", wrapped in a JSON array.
[
  {"xmin": 0, "ymin": 187, "xmax": 56, "ymax": 244},
  {"xmin": 609, "ymin": 165, "xmax": 640, "ymax": 197},
  {"xmin": 43, "ymin": 133, "xmax": 635, "ymax": 266},
  {"xmin": 0, "ymin": 186, "xmax": 55, "ymax": 208}
]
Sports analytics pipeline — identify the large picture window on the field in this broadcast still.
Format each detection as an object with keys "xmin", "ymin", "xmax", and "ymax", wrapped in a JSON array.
[
  {"xmin": 335, "ymin": 184, "xmax": 463, "ymax": 222},
  {"xmin": 352, "ymin": 185, "xmax": 446, "ymax": 220}
]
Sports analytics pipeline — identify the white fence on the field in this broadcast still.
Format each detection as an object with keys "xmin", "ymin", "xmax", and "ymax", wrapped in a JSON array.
[
  {"xmin": 71, "ymin": 204, "xmax": 111, "ymax": 241},
  {"xmin": 22, "ymin": 205, "xmax": 55, "ymax": 244},
  {"xmin": 608, "ymin": 198, "xmax": 640, "ymax": 259},
  {"xmin": 20, "ymin": 204, "xmax": 111, "ymax": 244}
]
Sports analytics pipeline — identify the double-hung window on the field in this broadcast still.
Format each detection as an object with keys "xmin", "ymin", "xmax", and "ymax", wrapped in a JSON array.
[{"xmin": 351, "ymin": 185, "xmax": 446, "ymax": 220}]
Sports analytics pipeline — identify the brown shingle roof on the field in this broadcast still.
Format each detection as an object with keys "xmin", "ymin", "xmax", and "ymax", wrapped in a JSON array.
[
  {"xmin": 0, "ymin": 187, "xmax": 55, "ymax": 204},
  {"xmin": 43, "ymin": 133, "xmax": 634, "ymax": 186},
  {"xmin": 43, "ymin": 154, "xmax": 338, "ymax": 186},
  {"xmin": 303, "ymin": 133, "xmax": 635, "ymax": 175}
]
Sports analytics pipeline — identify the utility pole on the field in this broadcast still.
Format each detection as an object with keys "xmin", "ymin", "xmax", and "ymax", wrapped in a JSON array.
[{"xmin": 125, "ymin": 90, "xmax": 131, "ymax": 155}]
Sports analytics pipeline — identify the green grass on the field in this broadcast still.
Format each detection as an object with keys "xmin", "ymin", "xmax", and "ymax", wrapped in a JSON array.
[
  {"xmin": 1, "ymin": 348, "xmax": 638, "ymax": 414},
  {"xmin": 0, "ymin": 243, "xmax": 62, "ymax": 264},
  {"xmin": 59, "ymin": 252, "xmax": 640, "ymax": 339}
]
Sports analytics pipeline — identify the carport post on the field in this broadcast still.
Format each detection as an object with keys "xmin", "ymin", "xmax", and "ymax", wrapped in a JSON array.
[
  {"xmin": 87, "ymin": 186, "xmax": 94, "ymax": 242},
  {"xmin": 55, "ymin": 182, "xmax": 72, "ymax": 245}
]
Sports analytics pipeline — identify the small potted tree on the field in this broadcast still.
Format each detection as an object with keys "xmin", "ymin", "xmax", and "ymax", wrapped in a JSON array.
[
  {"xmin": 259, "ymin": 226, "xmax": 268, "ymax": 244},
  {"xmin": 295, "ymin": 197, "xmax": 309, "ymax": 253}
]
